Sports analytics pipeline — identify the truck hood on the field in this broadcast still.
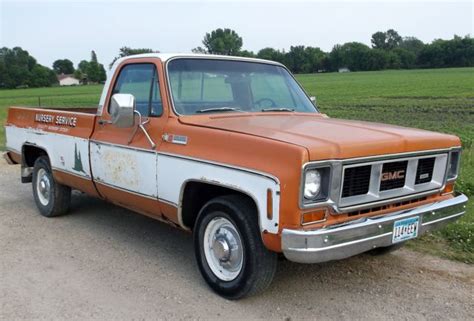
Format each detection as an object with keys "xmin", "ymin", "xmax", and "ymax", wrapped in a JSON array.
[{"xmin": 179, "ymin": 113, "xmax": 460, "ymax": 160}]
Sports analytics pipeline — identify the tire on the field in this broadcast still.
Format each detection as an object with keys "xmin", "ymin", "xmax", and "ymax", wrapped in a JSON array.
[
  {"xmin": 194, "ymin": 195, "xmax": 277, "ymax": 300},
  {"xmin": 368, "ymin": 243, "xmax": 404, "ymax": 256},
  {"xmin": 32, "ymin": 156, "xmax": 71, "ymax": 217}
]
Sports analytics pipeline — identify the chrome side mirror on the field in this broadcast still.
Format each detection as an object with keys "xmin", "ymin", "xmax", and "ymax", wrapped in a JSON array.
[
  {"xmin": 310, "ymin": 96, "xmax": 316, "ymax": 103},
  {"xmin": 110, "ymin": 94, "xmax": 135, "ymax": 128}
]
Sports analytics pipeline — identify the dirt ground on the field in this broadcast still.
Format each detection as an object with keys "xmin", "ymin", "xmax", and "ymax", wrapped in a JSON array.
[{"xmin": 0, "ymin": 159, "xmax": 473, "ymax": 320}]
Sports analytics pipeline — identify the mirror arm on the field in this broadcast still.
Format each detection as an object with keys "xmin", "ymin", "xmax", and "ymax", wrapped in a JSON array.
[{"xmin": 128, "ymin": 110, "xmax": 156, "ymax": 149}]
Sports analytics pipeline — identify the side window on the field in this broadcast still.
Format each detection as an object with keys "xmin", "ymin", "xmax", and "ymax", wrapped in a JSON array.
[{"xmin": 110, "ymin": 64, "xmax": 162, "ymax": 117}]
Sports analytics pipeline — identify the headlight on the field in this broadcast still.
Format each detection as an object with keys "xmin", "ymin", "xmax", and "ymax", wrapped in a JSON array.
[
  {"xmin": 302, "ymin": 166, "xmax": 331, "ymax": 204},
  {"xmin": 304, "ymin": 170, "xmax": 322, "ymax": 199},
  {"xmin": 447, "ymin": 149, "xmax": 461, "ymax": 180}
]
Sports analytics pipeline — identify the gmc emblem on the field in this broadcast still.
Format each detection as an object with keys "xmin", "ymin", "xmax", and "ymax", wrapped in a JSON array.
[{"xmin": 381, "ymin": 170, "xmax": 405, "ymax": 181}]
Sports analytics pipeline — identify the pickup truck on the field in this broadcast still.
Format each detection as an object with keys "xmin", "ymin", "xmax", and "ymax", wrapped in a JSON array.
[{"xmin": 4, "ymin": 53, "xmax": 468, "ymax": 299}]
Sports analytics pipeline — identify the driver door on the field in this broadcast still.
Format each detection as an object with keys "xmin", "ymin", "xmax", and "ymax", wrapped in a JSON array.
[{"xmin": 90, "ymin": 58, "xmax": 167, "ymax": 218}]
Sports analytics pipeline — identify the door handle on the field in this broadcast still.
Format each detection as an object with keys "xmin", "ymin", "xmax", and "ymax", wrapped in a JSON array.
[{"xmin": 98, "ymin": 119, "xmax": 112, "ymax": 125}]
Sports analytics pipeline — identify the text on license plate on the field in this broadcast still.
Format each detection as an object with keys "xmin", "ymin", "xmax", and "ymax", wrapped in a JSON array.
[{"xmin": 392, "ymin": 216, "xmax": 419, "ymax": 243}]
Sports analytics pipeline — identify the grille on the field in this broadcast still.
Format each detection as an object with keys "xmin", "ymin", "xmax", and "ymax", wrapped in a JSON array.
[
  {"xmin": 379, "ymin": 161, "xmax": 408, "ymax": 191},
  {"xmin": 415, "ymin": 157, "xmax": 435, "ymax": 184},
  {"xmin": 342, "ymin": 165, "xmax": 371, "ymax": 198}
]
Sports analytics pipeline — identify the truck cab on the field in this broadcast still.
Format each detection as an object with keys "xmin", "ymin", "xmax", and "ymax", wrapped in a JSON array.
[{"xmin": 4, "ymin": 54, "xmax": 468, "ymax": 299}]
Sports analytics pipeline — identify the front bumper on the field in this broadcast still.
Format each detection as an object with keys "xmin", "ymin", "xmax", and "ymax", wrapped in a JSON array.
[{"xmin": 282, "ymin": 193, "xmax": 468, "ymax": 263}]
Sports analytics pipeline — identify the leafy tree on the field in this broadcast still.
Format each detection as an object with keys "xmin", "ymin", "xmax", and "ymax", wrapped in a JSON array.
[
  {"xmin": 257, "ymin": 47, "xmax": 286, "ymax": 65},
  {"xmin": 191, "ymin": 46, "xmax": 207, "ymax": 54},
  {"xmin": 371, "ymin": 29, "xmax": 402, "ymax": 50},
  {"xmin": 200, "ymin": 28, "xmax": 243, "ymax": 55},
  {"xmin": 52, "ymin": 59, "xmax": 75, "ymax": 74},
  {"xmin": 400, "ymin": 37, "xmax": 425, "ymax": 55},
  {"xmin": 30, "ymin": 65, "xmax": 57, "ymax": 87},
  {"xmin": 237, "ymin": 50, "xmax": 256, "ymax": 58},
  {"xmin": 76, "ymin": 51, "xmax": 107, "ymax": 83},
  {"xmin": 91, "ymin": 50, "xmax": 98, "ymax": 63},
  {"xmin": 0, "ymin": 47, "xmax": 57, "ymax": 88},
  {"xmin": 371, "ymin": 32, "xmax": 387, "ymax": 50},
  {"xmin": 386, "ymin": 29, "xmax": 402, "ymax": 49},
  {"xmin": 286, "ymin": 46, "xmax": 307, "ymax": 73},
  {"xmin": 328, "ymin": 44, "xmax": 344, "ymax": 71},
  {"xmin": 340, "ymin": 42, "xmax": 372, "ymax": 71},
  {"xmin": 110, "ymin": 47, "xmax": 157, "ymax": 68},
  {"xmin": 417, "ymin": 35, "xmax": 474, "ymax": 68},
  {"xmin": 393, "ymin": 48, "xmax": 417, "ymax": 68}
]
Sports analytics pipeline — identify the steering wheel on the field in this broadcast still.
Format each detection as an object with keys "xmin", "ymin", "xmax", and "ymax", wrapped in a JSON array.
[{"xmin": 254, "ymin": 98, "xmax": 277, "ymax": 108}]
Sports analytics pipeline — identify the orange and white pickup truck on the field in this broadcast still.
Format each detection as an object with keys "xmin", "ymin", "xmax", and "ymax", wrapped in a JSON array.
[{"xmin": 4, "ymin": 54, "xmax": 468, "ymax": 299}]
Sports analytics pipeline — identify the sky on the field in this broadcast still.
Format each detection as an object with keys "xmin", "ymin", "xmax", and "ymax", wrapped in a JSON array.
[{"xmin": 0, "ymin": 0, "xmax": 473, "ymax": 69}]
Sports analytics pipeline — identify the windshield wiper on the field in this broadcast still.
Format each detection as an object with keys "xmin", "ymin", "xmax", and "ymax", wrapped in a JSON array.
[
  {"xmin": 261, "ymin": 107, "xmax": 295, "ymax": 112},
  {"xmin": 196, "ymin": 107, "xmax": 243, "ymax": 114}
]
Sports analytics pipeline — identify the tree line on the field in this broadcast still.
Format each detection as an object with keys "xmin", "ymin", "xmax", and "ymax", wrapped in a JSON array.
[
  {"xmin": 193, "ymin": 28, "xmax": 474, "ymax": 73},
  {"xmin": 1, "ymin": 28, "xmax": 472, "ymax": 89}
]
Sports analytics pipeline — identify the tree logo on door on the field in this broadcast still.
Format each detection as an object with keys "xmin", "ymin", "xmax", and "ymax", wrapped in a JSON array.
[{"xmin": 73, "ymin": 143, "xmax": 85, "ymax": 174}]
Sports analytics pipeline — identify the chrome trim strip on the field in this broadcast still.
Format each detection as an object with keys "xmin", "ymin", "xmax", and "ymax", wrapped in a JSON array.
[
  {"xmin": 282, "ymin": 193, "xmax": 468, "ymax": 264},
  {"xmin": 158, "ymin": 151, "xmax": 280, "ymax": 185},
  {"xmin": 159, "ymin": 198, "xmax": 178, "ymax": 208},
  {"xmin": 337, "ymin": 189, "xmax": 440, "ymax": 212},
  {"xmin": 94, "ymin": 179, "xmax": 159, "ymax": 201},
  {"xmin": 52, "ymin": 167, "xmax": 90, "ymax": 179},
  {"xmin": 89, "ymin": 139, "xmax": 156, "ymax": 154},
  {"xmin": 446, "ymin": 147, "xmax": 462, "ymax": 182}
]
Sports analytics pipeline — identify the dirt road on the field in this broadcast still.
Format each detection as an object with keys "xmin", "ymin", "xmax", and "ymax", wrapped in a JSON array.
[{"xmin": 0, "ymin": 160, "xmax": 472, "ymax": 320}]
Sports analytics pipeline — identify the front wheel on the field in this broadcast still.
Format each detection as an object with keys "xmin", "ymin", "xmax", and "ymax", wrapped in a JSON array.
[{"xmin": 194, "ymin": 195, "xmax": 277, "ymax": 300}]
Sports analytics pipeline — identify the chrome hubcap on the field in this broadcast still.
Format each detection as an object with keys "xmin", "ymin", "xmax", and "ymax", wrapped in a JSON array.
[
  {"xmin": 36, "ymin": 168, "xmax": 51, "ymax": 206},
  {"xmin": 203, "ymin": 216, "xmax": 243, "ymax": 281}
]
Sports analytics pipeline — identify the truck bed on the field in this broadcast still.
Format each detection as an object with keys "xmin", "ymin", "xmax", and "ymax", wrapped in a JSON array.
[
  {"xmin": 6, "ymin": 106, "xmax": 97, "ymax": 138},
  {"xmin": 5, "ymin": 106, "xmax": 97, "ymax": 181}
]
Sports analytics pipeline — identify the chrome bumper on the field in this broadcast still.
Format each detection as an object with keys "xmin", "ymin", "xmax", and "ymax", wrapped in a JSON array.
[{"xmin": 282, "ymin": 193, "xmax": 468, "ymax": 264}]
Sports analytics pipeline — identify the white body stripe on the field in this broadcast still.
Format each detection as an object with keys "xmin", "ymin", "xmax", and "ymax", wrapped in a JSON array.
[
  {"xmin": 6, "ymin": 126, "xmax": 281, "ymax": 234},
  {"xmin": 5, "ymin": 126, "xmax": 91, "ymax": 178},
  {"xmin": 157, "ymin": 154, "xmax": 280, "ymax": 233},
  {"xmin": 90, "ymin": 142, "xmax": 158, "ymax": 198}
]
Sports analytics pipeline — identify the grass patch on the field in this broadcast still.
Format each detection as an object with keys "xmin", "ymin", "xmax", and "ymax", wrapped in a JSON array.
[{"xmin": 0, "ymin": 67, "xmax": 472, "ymax": 262}]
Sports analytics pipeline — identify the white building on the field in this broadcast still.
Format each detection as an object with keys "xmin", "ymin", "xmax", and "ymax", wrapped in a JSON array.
[{"xmin": 58, "ymin": 74, "xmax": 80, "ymax": 86}]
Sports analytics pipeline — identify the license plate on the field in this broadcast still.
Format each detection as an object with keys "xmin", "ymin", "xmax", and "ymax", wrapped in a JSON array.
[{"xmin": 392, "ymin": 216, "xmax": 419, "ymax": 243}]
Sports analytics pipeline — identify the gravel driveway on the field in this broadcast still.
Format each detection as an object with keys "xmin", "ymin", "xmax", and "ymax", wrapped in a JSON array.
[{"xmin": 0, "ymin": 159, "xmax": 473, "ymax": 320}]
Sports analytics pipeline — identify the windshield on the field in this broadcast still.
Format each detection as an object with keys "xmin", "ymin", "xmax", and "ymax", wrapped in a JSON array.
[{"xmin": 167, "ymin": 58, "xmax": 317, "ymax": 115}]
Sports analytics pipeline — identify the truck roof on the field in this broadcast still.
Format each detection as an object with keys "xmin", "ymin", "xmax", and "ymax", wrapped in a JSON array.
[{"xmin": 113, "ymin": 53, "xmax": 283, "ymax": 67}]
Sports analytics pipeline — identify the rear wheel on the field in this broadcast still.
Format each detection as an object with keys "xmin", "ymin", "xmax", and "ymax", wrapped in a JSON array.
[
  {"xmin": 32, "ymin": 156, "xmax": 71, "ymax": 217},
  {"xmin": 194, "ymin": 195, "xmax": 277, "ymax": 300}
]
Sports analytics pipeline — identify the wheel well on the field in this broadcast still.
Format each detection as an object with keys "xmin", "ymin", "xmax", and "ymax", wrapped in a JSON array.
[
  {"xmin": 22, "ymin": 145, "xmax": 48, "ymax": 167},
  {"xmin": 21, "ymin": 145, "xmax": 48, "ymax": 183},
  {"xmin": 181, "ymin": 181, "xmax": 258, "ymax": 230}
]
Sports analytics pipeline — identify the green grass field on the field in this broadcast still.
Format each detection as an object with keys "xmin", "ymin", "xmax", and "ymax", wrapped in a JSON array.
[{"xmin": 0, "ymin": 67, "xmax": 472, "ymax": 262}]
